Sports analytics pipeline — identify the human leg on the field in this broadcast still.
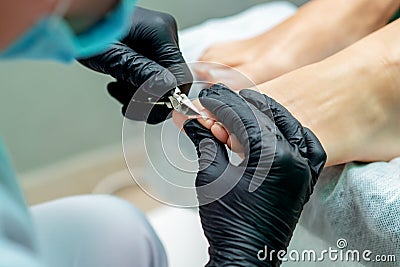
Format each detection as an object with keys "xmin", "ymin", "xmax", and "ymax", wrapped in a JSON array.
[{"xmin": 31, "ymin": 195, "xmax": 167, "ymax": 267}]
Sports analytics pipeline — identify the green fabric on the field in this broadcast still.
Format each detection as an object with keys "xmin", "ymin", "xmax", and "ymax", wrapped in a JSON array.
[{"xmin": 0, "ymin": 141, "xmax": 44, "ymax": 266}]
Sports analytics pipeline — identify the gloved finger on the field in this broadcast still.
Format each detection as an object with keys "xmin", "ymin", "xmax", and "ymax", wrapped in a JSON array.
[
  {"xmin": 79, "ymin": 42, "xmax": 176, "ymax": 98},
  {"xmin": 183, "ymin": 119, "xmax": 229, "ymax": 186},
  {"xmin": 239, "ymin": 89, "xmax": 307, "ymax": 157},
  {"xmin": 122, "ymin": 101, "xmax": 172, "ymax": 125},
  {"xmin": 167, "ymin": 61, "xmax": 192, "ymax": 95},
  {"xmin": 124, "ymin": 8, "xmax": 193, "ymax": 94},
  {"xmin": 107, "ymin": 81, "xmax": 134, "ymax": 105},
  {"xmin": 125, "ymin": 8, "xmax": 180, "ymax": 49},
  {"xmin": 108, "ymin": 80, "xmax": 172, "ymax": 124},
  {"xmin": 303, "ymin": 127, "xmax": 327, "ymax": 177},
  {"xmin": 199, "ymin": 84, "xmax": 276, "ymax": 166}
]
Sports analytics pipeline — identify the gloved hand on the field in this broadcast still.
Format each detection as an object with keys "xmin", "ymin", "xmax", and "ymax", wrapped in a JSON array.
[
  {"xmin": 79, "ymin": 7, "xmax": 192, "ymax": 124},
  {"xmin": 183, "ymin": 84, "xmax": 326, "ymax": 266}
]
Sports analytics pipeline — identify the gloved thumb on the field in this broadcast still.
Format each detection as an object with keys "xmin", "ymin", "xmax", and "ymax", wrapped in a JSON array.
[
  {"xmin": 107, "ymin": 80, "xmax": 134, "ymax": 105},
  {"xmin": 183, "ymin": 120, "xmax": 229, "ymax": 186},
  {"xmin": 107, "ymin": 80, "xmax": 172, "ymax": 124}
]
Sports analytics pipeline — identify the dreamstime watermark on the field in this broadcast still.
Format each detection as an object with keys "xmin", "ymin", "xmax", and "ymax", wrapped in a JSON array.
[{"xmin": 257, "ymin": 238, "xmax": 396, "ymax": 263}]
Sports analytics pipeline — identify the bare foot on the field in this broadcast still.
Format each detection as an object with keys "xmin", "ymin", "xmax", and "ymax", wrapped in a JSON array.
[
  {"xmin": 198, "ymin": 0, "xmax": 399, "ymax": 90},
  {"xmin": 258, "ymin": 20, "xmax": 400, "ymax": 165},
  {"xmin": 198, "ymin": 35, "xmax": 292, "ymax": 90}
]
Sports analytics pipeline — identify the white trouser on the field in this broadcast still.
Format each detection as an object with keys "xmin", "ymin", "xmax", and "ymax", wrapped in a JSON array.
[{"xmin": 31, "ymin": 195, "xmax": 168, "ymax": 267}]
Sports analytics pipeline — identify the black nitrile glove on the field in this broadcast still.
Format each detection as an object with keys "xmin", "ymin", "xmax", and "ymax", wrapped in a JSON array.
[
  {"xmin": 183, "ymin": 84, "xmax": 326, "ymax": 266},
  {"xmin": 79, "ymin": 7, "xmax": 192, "ymax": 124}
]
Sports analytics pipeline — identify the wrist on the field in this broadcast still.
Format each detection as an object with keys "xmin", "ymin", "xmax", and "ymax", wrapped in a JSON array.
[
  {"xmin": 204, "ymin": 220, "xmax": 290, "ymax": 266},
  {"xmin": 207, "ymin": 244, "xmax": 278, "ymax": 267}
]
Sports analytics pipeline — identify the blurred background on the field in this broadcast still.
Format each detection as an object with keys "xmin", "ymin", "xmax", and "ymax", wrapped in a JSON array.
[{"xmin": 0, "ymin": 0, "xmax": 306, "ymax": 174}]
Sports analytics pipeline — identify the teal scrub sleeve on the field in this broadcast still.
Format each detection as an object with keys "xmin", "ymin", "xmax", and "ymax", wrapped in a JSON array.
[{"xmin": 0, "ymin": 141, "xmax": 45, "ymax": 267}]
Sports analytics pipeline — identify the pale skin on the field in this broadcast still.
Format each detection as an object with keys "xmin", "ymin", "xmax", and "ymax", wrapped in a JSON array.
[
  {"xmin": 198, "ymin": 0, "xmax": 400, "ymax": 89},
  {"xmin": 0, "ymin": 0, "xmax": 119, "ymax": 51},
  {"xmin": 174, "ymin": 18, "xmax": 400, "ymax": 167},
  {"xmin": 261, "ymin": 19, "xmax": 400, "ymax": 166}
]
